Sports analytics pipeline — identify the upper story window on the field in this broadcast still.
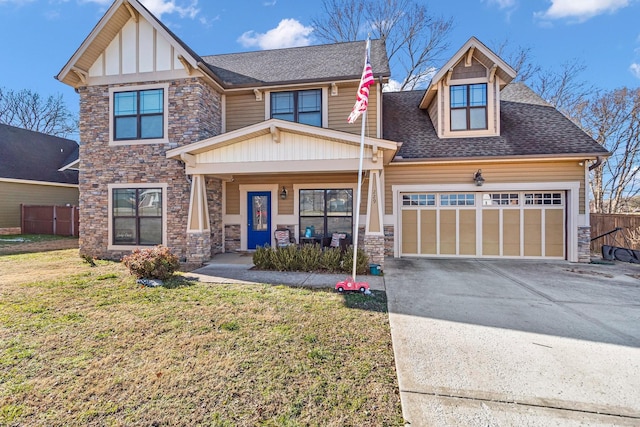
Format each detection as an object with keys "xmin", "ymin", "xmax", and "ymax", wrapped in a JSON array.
[
  {"xmin": 271, "ymin": 89, "xmax": 322, "ymax": 127},
  {"xmin": 450, "ymin": 84, "xmax": 487, "ymax": 131},
  {"xmin": 114, "ymin": 89, "xmax": 164, "ymax": 140}
]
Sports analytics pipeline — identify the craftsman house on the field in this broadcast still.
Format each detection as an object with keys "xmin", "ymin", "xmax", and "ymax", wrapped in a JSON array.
[
  {"xmin": 56, "ymin": 0, "xmax": 607, "ymax": 265},
  {"xmin": 0, "ymin": 124, "xmax": 79, "ymax": 234}
]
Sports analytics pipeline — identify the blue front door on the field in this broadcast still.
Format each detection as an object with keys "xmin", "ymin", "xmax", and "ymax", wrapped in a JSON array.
[{"xmin": 247, "ymin": 191, "xmax": 271, "ymax": 249}]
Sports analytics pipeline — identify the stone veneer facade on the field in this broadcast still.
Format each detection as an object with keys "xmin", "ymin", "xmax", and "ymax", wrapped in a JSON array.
[
  {"xmin": 78, "ymin": 77, "xmax": 222, "ymax": 262},
  {"xmin": 577, "ymin": 226, "xmax": 591, "ymax": 263}
]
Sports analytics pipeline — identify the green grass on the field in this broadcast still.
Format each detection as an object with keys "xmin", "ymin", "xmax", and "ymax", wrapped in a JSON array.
[
  {"xmin": 0, "ymin": 234, "xmax": 74, "ymax": 245},
  {"xmin": 0, "ymin": 249, "xmax": 403, "ymax": 426}
]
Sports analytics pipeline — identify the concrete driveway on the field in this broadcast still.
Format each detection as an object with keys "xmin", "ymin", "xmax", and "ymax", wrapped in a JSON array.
[{"xmin": 384, "ymin": 258, "xmax": 640, "ymax": 426}]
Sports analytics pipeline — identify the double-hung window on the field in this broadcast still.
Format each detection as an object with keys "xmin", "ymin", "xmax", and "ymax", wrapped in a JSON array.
[
  {"xmin": 112, "ymin": 187, "xmax": 163, "ymax": 246},
  {"xmin": 114, "ymin": 88, "xmax": 164, "ymax": 140},
  {"xmin": 450, "ymin": 84, "xmax": 487, "ymax": 131},
  {"xmin": 271, "ymin": 89, "xmax": 322, "ymax": 126}
]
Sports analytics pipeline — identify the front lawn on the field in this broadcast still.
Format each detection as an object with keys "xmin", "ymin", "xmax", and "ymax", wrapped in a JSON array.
[{"xmin": 0, "ymin": 249, "xmax": 403, "ymax": 426}]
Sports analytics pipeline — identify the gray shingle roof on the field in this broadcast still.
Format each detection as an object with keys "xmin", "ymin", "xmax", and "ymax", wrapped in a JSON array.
[
  {"xmin": 0, "ymin": 124, "xmax": 79, "ymax": 184},
  {"xmin": 383, "ymin": 82, "xmax": 608, "ymax": 160},
  {"xmin": 201, "ymin": 40, "xmax": 390, "ymax": 88}
]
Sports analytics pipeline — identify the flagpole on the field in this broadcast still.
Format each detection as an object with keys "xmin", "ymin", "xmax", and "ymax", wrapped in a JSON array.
[{"xmin": 352, "ymin": 38, "xmax": 370, "ymax": 282}]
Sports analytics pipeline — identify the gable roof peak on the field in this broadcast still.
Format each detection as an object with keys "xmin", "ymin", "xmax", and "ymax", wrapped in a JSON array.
[{"xmin": 420, "ymin": 36, "xmax": 517, "ymax": 108}]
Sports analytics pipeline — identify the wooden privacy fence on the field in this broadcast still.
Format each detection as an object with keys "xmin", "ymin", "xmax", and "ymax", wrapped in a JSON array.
[
  {"xmin": 21, "ymin": 205, "xmax": 79, "ymax": 237},
  {"xmin": 590, "ymin": 213, "xmax": 640, "ymax": 253}
]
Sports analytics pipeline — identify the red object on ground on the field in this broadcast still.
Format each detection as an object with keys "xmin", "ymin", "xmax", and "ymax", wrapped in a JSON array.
[{"xmin": 335, "ymin": 277, "xmax": 369, "ymax": 293}]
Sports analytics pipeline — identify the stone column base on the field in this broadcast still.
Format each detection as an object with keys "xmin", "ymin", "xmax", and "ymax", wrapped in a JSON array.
[
  {"xmin": 364, "ymin": 234, "xmax": 385, "ymax": 269},
  {"xmin": 186, "ymin": 231, "xmax": 211, "ymax": 263},
  {"xmin": 578, "ymin": 226, "xmax": 591, "ymax": 263}
]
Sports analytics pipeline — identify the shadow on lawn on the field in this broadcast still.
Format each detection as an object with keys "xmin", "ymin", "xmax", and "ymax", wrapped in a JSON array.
[{"xmin": 342, "ymin": 290, "xmax": 389, "ymax": 313}]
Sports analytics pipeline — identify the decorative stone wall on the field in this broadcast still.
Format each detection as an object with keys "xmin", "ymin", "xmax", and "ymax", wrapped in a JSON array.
[
  {"xmin": 578, "ymin": 226, "xmax": 591, "ymax": 263},
  {"xmin": 364, "ymin": 234, "xmax": 385, "ymax": 268},
  {"xmin": 186, "ymin": 231, "xmax": 211, "ymax": 263},
  {"xmin": 77, "ymin": 77, "xmax": 222, "ymax": 261},
  {"xmin": 224, "ymin": 224, "xmax": 241, "ymax": 252},
  {"xmin": 383, "ymin": 225, "xmax": 394, "ymax": 257}
]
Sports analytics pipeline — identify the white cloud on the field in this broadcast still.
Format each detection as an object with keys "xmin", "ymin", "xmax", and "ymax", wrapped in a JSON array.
[
  {"xmin": 631, "ymin": 63, "xmax": 640, "ymax": 79},
  {"xmin": 383, "ymin": 80, "xmax": 402, "ymax": 92},
  {"xmin": 237, "ymin": 19, "xmax": 313, "ymax": 50},
  {"xmin": 485, "ymin": 0, "xmax": 517, "ymax": 9},
  {"xmin": 140, "ymin": 0, "xmax": 199, "ymax": 19},
  {"xmin": 263, "ymin": 0, "xmax": 277, "ymax": 5},
  {"xmin": 79, "ymin": 0, "xmax": 199, "ymax": 19},
  {"xmin": 535, "ymin": 0, "xmax": 630, "ymax": 22}
]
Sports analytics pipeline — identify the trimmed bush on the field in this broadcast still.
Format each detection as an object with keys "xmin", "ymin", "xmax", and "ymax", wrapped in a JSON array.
[
  {"xmin": 299, "ymin": 243, "xmax": 322, "ymax": 272},
  {"xmin": 272, "ymin": 244, "xmax": 301, "ymax": 271},
  {"xmin": 341, "ymin": 246, "xmax": 369, "ymax": 276},
  {"xmin": 252, "ymin": 244, "xmax": 274, "ymax": 270},
  {"xmin": 320, "ymin": 247, "xmax": 342, "ymax": 273},
  {"xmin": 122, "ymin": 245, "xmax": 180, "ymax": 280}
]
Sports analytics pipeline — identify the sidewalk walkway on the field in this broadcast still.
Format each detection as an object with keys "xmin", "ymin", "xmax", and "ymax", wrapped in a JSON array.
[{"xmin": 187, "ymin": 252, "xmax": 386, "ymax": 291}]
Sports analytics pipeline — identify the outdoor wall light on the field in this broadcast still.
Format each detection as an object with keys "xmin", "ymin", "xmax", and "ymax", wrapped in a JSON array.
[
  {"xmin": 474, "ymin": 169, "xmax": 485, "ymax": 186},
  {"xmin": 280, "ymin": 186, "xmax": 288, "ymax": 200}
]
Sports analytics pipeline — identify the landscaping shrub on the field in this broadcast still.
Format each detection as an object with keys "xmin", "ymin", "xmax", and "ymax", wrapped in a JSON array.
[
  {"xmin": 320, "ymin": 247, "xmax": 342, "ymax": 273},
  {"xmin": 122, "ymin": 245, "xmax": 180, "ymax": 280},
  {"xmin": 251, "ymin": 244, "xmax": 371, "ymax": 274},
  {"xmin": 298, "ymin": 243, "xmax": 322, "ymax": 271},
  {"xmin": 272, "ymin": 244, "xmax": 301, "ymax": 271},
  {"xmin": 341, "ymin": 246, "xmax": 369, "ymax": 276},
  {"xmin": 252, "ymin": 244, "xmax": 274, "ymax": 270}
]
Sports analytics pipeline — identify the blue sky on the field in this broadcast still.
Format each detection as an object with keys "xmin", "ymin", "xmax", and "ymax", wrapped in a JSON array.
[{"xmin": 1, "ymin": 0, "xmax": 639, "ymax": 117}]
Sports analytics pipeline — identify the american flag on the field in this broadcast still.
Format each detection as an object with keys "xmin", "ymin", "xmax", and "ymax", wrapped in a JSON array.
[{"xmin": 347, "ymin": 42, "xmax": 375, "ymax": 124}]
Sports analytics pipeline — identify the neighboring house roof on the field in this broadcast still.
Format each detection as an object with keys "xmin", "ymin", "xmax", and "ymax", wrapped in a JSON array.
[
  {"xmin": 0, "ymin": 124, "xmax": 79, "ymax": 185},
  {"xmin": 201, "ymin": 40, "xmax": 390, "ymax": 88},
  {"xmin": 384, "ymin": 82, "xmax": 609, "ymax": 161}
]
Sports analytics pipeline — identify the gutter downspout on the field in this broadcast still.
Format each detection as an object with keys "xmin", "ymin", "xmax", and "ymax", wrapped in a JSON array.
[{"xmin": 589, "ymin": 156, "xmax": 603, "ymax": 171}]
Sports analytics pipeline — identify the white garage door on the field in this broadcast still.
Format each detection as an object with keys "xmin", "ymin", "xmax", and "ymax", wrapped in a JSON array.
[{"xmin": 400, "ymin": 191, "xmax": 565, "ymax": 258}]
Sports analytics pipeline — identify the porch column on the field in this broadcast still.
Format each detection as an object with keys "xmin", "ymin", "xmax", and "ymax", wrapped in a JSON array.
[
  {"xmin": 186, "ymin": 174, "xmax": 211, "ymax": 263},
  {"xmin": 364, "ymin": 170, "xmax": 385, "ymax": 268}
]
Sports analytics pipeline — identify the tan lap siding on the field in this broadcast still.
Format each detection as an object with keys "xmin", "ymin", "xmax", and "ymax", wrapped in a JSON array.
[
  {"xmin": 385, "ymin": 161, "xmax": 585, "ymax": 215},
  {"xmin": 328, "ymin": 83, "xmax": 378, "ymax": 136},
  {"xmin": 225, "ymin": 93, "xmax": 266, "ymax": 132},
  {"xmin": 224, "ymin": 173, "xmax": 362, "ymax": 217}
]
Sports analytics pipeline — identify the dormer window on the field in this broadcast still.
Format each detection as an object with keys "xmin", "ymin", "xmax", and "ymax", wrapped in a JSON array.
[{"xmin": 450, "ymin": 84, "xmax": 487, "ymax": 131}]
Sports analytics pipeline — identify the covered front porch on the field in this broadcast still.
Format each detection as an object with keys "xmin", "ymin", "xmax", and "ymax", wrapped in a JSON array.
[{"xmin": 166, "ymin": 119, "xmax": 398, "ymax": 265}]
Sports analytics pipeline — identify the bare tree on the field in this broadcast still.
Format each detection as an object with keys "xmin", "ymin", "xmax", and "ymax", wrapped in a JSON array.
[
  {"xmin": 585, "ymin": 87, "xmax": 640, "ymax": 213},
  {"xmin": 310, "ymin": 0, "xmax": 453, "ymax": 91},
  {"xmin": 0, "ymin": 87, "xmax": 77, "ymax": 138},
  {"xmin": 532, "ymin": 60, "xmax": 594, "ymax": 125},
  {"xmin": 492, "ymin": 40, "xmax": 541, "ymax": 84}
]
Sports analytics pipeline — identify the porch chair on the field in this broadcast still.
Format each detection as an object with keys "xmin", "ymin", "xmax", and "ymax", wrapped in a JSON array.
[{"xmin": 274, "ymin": 228, "xmax": 296, "ymax": 248}]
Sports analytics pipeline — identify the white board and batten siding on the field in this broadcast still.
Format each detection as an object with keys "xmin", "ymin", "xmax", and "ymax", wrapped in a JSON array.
[
  {"xmin": 196, "ymin": 132, "xmax": 367, "ymax": 164},
  {"xmin": 88, "ymin": 18, "xmax": 188, "ymax": 81}
]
